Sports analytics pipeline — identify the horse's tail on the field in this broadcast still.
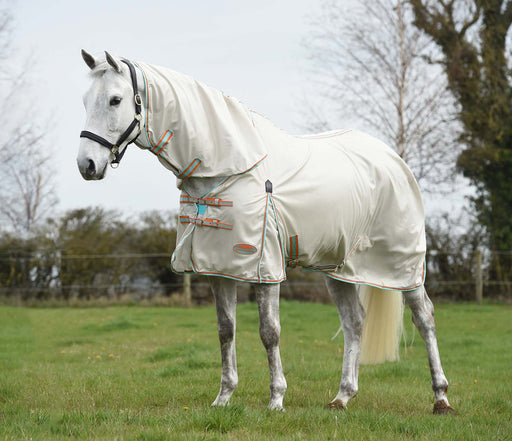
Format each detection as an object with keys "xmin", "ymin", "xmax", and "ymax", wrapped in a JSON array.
[{"xmin": 359, "ymin": 285, "xmax": 404, "ymax": 364}]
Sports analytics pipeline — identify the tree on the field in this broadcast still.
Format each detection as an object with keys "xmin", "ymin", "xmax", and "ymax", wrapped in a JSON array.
[
  {"xmin": 410, "ymin": 0, "xmax": 512, "ymax": 294},
  {"xmin": 304, "ymin": 0, "xmax": 461, "ymax": 192},
  {"xmin": 425, "ymin": 214, "xmax": 485, "ymax": 300},
  {"xmin": 56, "ymin": 207, "xmax": 135, "ymax": 299},
  {"xmin": 0, "ymin": 2, "xmax": 57, "ymax": 235},
  {"xmin": 133, "ymin": 211, "xmax": 181, "ymax": 296}
]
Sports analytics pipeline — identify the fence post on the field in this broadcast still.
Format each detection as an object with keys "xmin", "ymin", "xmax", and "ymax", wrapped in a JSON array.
[
  {"xmin": 183, "ymin": 273, "xmax": 191, "ymax": 308},
  {"xmin": 475, "ymin": 249, "xmax": 483, "ymax": 305}
]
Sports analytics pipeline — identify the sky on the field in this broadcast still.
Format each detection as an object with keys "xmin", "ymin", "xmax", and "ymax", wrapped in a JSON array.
[
  {"xmin": 12, "ymin": 0, "xmax": 321, "ymax": 216},
  {"xmin": 8, "ymin": 0, "xmax": 468, "ymax": 221}
]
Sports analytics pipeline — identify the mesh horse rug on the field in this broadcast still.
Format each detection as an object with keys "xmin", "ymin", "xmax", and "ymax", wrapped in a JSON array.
[{"xmin": 133, "ymin": 61, "xmax": 426, "ymax": 290}]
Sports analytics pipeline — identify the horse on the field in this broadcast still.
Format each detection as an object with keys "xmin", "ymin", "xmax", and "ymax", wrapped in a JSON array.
[{"xmin": 77, "ymin": 50, "xmax": 455, "ymax": 414}]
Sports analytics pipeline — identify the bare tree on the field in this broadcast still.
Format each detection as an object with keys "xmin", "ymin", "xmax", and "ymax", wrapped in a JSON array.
[
  {"xmin": 304, "ymin": 0, "xmax": 462, "ymax": 192},
  {"xmin": 0, "ymin": 3, "xmax": 57, "ymax": 235}
]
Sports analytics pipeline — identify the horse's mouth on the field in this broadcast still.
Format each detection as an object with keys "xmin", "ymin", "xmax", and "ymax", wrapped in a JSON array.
[{"xmin": 79, "ymin": 158, "xmax": 109, "ymax": 181}]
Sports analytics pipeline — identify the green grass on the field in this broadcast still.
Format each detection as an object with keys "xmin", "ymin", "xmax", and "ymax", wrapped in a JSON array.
[{"xmin": 0, "ymin": 302, "xmax": 511, "ymax": 440}]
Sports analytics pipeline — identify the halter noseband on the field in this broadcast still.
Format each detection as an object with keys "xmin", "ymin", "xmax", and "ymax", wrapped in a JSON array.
[{"xmin": 80, "ymin": 59, "xmax": 142, "ymax": 167}]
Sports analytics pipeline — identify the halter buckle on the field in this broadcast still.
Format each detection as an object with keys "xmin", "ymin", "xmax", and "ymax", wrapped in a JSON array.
[
  {"xmin": 111, "ymin": 145, "xmax": 119, "ymax": 154},
  {"xmin": 134, "ymin": 94, "xmax": 142, "ymax": 106}
]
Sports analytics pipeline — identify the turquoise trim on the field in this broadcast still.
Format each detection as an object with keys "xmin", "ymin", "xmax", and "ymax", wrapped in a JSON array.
[
  {"xmin": 290, "ymin": 235, "xmax": 298, "ymax": 259},
  {"xmin": 197, "ymin": 156, "xmax": 268, "ymax": 199},
  {"xmin": 178, "ymin": 157, "xmax": 202, "ymax": 179},
  {"xmin": 304, "ymin": 258, "xmax": 427, "ymax": 292},
  {"xmin": 199, "ymin": 176, "xmax": 230, "ymax": 199},
  {"xmin": 132, "ymin": 61, "xmax": 153, "ymax": 149},
  {"xmin": 170, "ymin": 224, "xmax": 196, "ymax": 270},
  {"xmin": 169, "ymin": 267, "xmax": 285, "ymax": 284},
  {"xmin": 268, "ymin": 194, "xmax": 286, "ymax": 274},
  {"xmin": 152, "ymin": 130, "xmax": 173, "ymax": 154},
  {"xmin": 233, "ymin": 244, "xmax": 258, "ymax": 255},
  {"xmin": 257, "ymin": 194, "xmax": 270, "ymax": 283}
]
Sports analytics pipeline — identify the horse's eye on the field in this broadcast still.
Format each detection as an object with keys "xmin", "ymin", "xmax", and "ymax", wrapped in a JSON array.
[{"xmin": 110, "ymin": 96, "xmax": 122, "ymax": 106}]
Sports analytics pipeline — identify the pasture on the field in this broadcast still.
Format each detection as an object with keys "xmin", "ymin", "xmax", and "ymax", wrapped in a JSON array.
[{"xmin": 0, "ymin": 301, "xmax": 511, "ymax": 440}]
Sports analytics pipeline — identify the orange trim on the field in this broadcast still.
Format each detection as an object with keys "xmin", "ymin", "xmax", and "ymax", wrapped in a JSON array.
[
  {"xmin": 187, "ymin": 160, "xmax": 201, "ymax": 177},
  {"xmin": 178, "ymin": 158, "xmax": 202, "ymax": 179},
  {"xmin": 188, "ymin": 240, "xmax": 285, "ymax": 283},
  {"xmin": 153, "ymin": 131, "xmax": 173, "ymax": 155},
  {"xmin": 156, "ymin": 131, "xmax": 168, "ymax": 147},
  {"xmin": 180, "ymin": 195, "xmax": 233, "ymax": 207},
  {"xmin": 286, "ymin": 235, "xmax": 299, "ymax": 268},
  {"xmin": 321, "ymin": 261, "xmax": 426, "ymax": 291},
  {"xmin": 324, "ymin": 272, "xmax": 424, "ymax": 291},
  {"xmin": 239, "ymin": 155, "xmax": 267, "ymax": 176},
  {"xmin": 179, "ymin": 215, "xmax": 233, "ymax": 230},
  {"xmin": 233, "ymin": 243, "xmax": 258, "ymax": 255},
  {"xmin": 180, "ymin": 265, "xmax": 286, "ymax": 284},
  {"xmin": 345, "ymin": 237, "xmax": 362, "ymax": 261}
]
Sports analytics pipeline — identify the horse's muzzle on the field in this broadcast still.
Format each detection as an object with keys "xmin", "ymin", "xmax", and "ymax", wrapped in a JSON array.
[{"xmin": 77, "ymin": 157, "xmax": 106, "ymax": 180}]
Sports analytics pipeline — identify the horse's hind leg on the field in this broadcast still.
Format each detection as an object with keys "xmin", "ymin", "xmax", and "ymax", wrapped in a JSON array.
[
  {"xmin": 255, "ymin": 283, "xmax": 287, "ymax": 410},
  {"xmin": 209, "ymin": 276, "xmax": 238, "ymax": 407},
  {"xmin": 402, "ymin": 286, "xmax": 455, "ymax": 414},
  {"xmin": 325, "ymin": 278, "xmax": 365, "ymax": 409}
]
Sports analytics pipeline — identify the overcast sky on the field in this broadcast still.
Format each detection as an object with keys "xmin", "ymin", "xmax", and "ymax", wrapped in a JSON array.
[
  {"xmin": 12, "ymin": 0, "xmax": 322, "ymax": 216},
  {"xmin": 10, "ymin": 0, "xmax": 466, "ymax": 221}
]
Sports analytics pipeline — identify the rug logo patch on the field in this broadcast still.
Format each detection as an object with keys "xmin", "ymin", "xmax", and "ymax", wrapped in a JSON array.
[{"xmin": 233, "ymin": 243, "xmax": 258, "ymax": 255}]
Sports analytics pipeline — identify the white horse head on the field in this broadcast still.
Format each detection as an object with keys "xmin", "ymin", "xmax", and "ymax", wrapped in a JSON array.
[{"xmin": 77, "ymin": 50, "xmax": 142, "ymax": 180}]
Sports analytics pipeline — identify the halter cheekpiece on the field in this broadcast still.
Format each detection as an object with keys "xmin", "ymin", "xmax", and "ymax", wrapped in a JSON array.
[{"xmin": 80, "ymin": 59, "xmax": 142, "ymax": 167}]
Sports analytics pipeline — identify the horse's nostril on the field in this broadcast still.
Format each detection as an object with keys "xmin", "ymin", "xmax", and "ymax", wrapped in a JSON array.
[{"xmin": 86, "ymin": 159, "xmax": 96, "ymax": 176}]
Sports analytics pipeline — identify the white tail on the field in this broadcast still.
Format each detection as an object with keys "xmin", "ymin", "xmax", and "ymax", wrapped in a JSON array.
[{"xmin": 359, "ymin": 286, "xmax": 404, "ymax": 364}]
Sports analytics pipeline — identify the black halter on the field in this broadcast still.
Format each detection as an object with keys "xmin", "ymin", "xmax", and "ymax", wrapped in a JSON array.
[{"xmin": 80, "ymin": 59, "xmax": 142, "ymax": 167}]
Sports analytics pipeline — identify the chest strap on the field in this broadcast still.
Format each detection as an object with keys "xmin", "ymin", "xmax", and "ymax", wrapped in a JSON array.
[
  {"xmin": 180, "ymin": 216, "xmax": 233, "ymax": 230},
  {"xmin": 180, "ymin": 195, "xmax": 233, "ymax": 207}
]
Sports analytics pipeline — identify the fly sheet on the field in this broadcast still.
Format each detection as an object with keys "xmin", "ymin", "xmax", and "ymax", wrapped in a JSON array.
[{"xmin": 133, "ymin": 61, "xmax": 426, "ymax": 291}]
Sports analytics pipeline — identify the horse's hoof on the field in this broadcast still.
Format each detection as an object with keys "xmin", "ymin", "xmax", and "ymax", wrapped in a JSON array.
[
  {"xmin": 433, "ymin": 400, "xmax": 456, "ymax": 415},
  {"xmin": 327, "ymin": 399, "xmax": 346, "ymax": 410}
]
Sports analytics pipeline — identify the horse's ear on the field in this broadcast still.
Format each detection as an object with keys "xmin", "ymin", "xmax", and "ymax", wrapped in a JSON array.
[
  {"xmin": 81, "ymin": 49, "xmax": 97, "ymax": 70},
  {"xmin": 105, "ymin": 51, "xmax": 122, "ymax": 73}
]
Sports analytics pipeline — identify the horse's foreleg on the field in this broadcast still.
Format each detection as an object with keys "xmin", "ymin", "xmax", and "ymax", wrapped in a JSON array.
[
  {"xmin": 325, "ymin": 278, "xmax": 365, "ymax": 410},
  {"xmin": 255, "ymin": 283, "xmax": 287, "ymax": 410},
  {"xmin": 209, "ymin": 276, "xmax": 238, "ymax": 407},
  {"xmin": 402, "ymin": 286, "xmax": 455, "ymax": 415}
]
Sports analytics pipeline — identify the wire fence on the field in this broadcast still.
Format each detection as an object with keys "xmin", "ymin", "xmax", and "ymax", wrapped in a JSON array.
[{"xmin": 0, "ymin": 250, "xmax": 510, "ymax": 305}]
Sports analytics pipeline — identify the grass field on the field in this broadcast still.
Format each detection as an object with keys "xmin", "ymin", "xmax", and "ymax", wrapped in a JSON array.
[{"xmin": 0, "ymin": 301, "xmax": 511, "ymax": 440}]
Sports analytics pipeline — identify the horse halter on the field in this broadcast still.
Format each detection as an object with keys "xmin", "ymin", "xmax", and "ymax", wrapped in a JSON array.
[{"xmin": 80, "ymin": 59, "xmax": 142, "ymax": 167}]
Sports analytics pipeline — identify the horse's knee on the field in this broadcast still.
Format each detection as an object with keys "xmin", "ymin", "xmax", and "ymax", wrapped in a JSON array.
[
  {"xmin": 260, "ymin": 319, "xmax": 280, "ymax": 349},
  {"xmin": 217, "ymin": 316, "xmax": 235, "ymax": 343}
]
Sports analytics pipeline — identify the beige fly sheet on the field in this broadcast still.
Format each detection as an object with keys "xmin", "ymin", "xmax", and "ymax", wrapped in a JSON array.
[{"xmin": 133, "ymin": 61, "xmax": 426, "ymax": 291}]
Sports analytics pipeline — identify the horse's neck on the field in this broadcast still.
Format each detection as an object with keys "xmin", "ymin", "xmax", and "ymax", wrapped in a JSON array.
[{"xmin": 181, "ymin": 177, "xmax": 226, "ymax": 197}]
